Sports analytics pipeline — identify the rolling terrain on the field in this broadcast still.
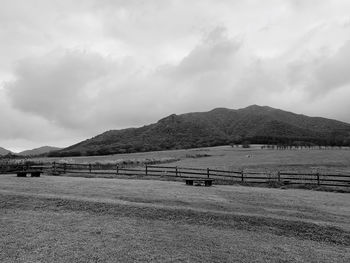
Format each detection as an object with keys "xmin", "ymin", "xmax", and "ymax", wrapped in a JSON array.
[
  {"xmin": 52, "ymin": 105, "xmax": 350, "ymax": 157},
  {"xmin": 18, "ymin": 146, "xmax": 61, "ymax": 156},
  {"xmin": 0, "ymin": 147, "xmax": 11, "ymax": 156}
]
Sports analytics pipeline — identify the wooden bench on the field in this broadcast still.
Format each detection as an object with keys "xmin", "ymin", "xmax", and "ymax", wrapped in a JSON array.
[
  {"xmin": 16, "ymin": 170, "xmax": 42, "ymax": 177},
  {"xmin": 283, "ymin": 180, "xmax": 291, "ymax": 185},
  {"xmin": 184, "ymin": 178, "xmax": 214, "ymax": 187}
]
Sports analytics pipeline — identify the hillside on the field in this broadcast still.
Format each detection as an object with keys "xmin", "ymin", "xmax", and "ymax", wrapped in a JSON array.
[
  {"xmin": 18, "ymin": 146, "xmax": 61, "ymax": 156},
  {"xmin": 0, "ymin": 147, "xmax": 12, "ymax": 156},
  {"xmin": 52, "ymin": 105, "xmax": 350, "ymax": 156}
]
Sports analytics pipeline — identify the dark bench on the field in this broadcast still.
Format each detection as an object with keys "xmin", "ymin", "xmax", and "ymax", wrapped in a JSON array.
[
  {"xmin": 16, "ymin": 170, "xmax": 42, "ymax": 177},
  {"xmin": 283, "ymin": 180, "xmax": 291, "ymax": 185},
  {"xmin": 184, "ymin": 178, "xmax": 214, "ymax": 187}
]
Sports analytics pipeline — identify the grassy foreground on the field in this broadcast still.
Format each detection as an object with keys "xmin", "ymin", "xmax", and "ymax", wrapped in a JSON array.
[{"xmin": 1, "ymin": 175, "xmax": 349, "ymax": 262}]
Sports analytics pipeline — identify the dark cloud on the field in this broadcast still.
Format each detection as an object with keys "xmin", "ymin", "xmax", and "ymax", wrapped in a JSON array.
[
  {"xmin": 169, "ymin": 27, "xmax": 241, "ymax": 78},
  {"xmin": 6, "ymin": 50, "xmax": 112, "ymax": 129}
]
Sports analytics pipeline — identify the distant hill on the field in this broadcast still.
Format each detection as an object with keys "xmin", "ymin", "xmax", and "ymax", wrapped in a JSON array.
[
  {"xmin": 18, "ymin": 146, "xmax": 62, "ymax": 156},
  {"xmin": 0, "ymin": 147, "xmax": 12, "ymax": 156},
  {"xmin": 51, "ymin": 105, "xmax": 350, "ymax": 157}
]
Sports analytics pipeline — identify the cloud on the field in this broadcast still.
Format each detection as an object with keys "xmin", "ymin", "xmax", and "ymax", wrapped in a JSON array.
[
  {"xmin": 285, "ymin": 40, "xmax": 350, "ymax": 98},
  {"xmin": 0, "ymin": 88, "xmax": 83, "ymax": 152},
  {"xmin": 4, "ymin": 27, "xmax": 245, "ymax": 134},
  {"xmin": 5, "ymin": 25, "xmax": 350, "ymax": 138},
  {"xmin": 312, "ymin": 41, "xmax": 350, "ymax": 92},
  {"xmin": 5, "ymin": 50, "xmax": 112, "ymax": 129},
  {"xmin": 2, "ymin": 0, "xmax": 350, "ymax": 151},
  {"xmin": 167, "ymin": 27, "xmax": 241, "ymax": 78}
]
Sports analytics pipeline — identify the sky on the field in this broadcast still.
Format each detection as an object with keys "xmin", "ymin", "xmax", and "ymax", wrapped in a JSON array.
[{"xmin": 1, "ymin": 0, "xmax": 350, "ymax": 152}]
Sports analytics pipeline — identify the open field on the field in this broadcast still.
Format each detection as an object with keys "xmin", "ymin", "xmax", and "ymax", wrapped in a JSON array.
[
  {"xmin": 172, "ymin": 146, "xmax": 350, "ymax": 173},
  {"xmin": 1, "ymin": 174, "xmax": 349, "ymax": 262},
  {"xmin": 31, "ymin": 145, "xmax": 350, "ymax": 174}
]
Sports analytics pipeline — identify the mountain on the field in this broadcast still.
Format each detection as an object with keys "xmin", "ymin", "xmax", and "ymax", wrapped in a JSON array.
[
  {"xmin": 18, "ymin": 146, "xmax": 62, "ymax": 156},
  {"xmin": 0, "ymin": 147, "xmax": 12, "ymax": 156},
  {"xmin": 51, "ymin": 105, "xmax": 350, "ymax": 157}
]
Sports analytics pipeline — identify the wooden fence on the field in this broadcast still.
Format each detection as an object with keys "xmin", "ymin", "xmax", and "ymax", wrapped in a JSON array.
[
  {"xmin": 1, "ymin": 162, "xmax": 349, "ymax": 188},
  {"xmin": 48, "ymin": 162, "xmax": 350, "ymax": 188}
]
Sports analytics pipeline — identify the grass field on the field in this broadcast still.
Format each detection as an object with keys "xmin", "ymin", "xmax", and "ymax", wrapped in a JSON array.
[
  {"xmin": 1, "ymin": 174, "xmax": 349, "ymax": 262},
  {"xmin": 32, "ymin": 145, "xmax": 350, "ymax": 174}
]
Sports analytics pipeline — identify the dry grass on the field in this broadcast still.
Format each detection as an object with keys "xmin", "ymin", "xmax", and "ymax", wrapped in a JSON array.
[
  {"xmin": 3, "ymin": 208, "xmax": 348, "ymax": 263},
  {"xmin": 170, "ymin": 146, "xmax": 350, "ymax": 173},
  {"xmin": 31, "ymin": 145, "xmax": 350, "ymax": 173},
  {"xmin": 1, "ymin": 175, "xmax": 350, "ymax": 262}
]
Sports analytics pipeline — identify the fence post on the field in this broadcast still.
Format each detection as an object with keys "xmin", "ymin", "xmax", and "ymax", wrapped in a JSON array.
[
  {"xmin": 116, "ymin": 165, "xmax": 119, "ymax": 175},
  {"xmin": 316, "ymin": 173, "xmax": 320, "ymax": 185},
  {"xmin": 241, "ymin": 170, "xmax": 244, "ymax": 182},
  {"xmin": 277, "ymin": 171, "xmax": 281, "ymax": 182},
  {"xmin": 64, "ymin": 163, "xmax": 66, "ymax": 174},
  {"xmin": 89, "ymin": 164, "xmax": 92, "ymax": 173},
  {"xmin": 207, "ymin": 168, "xmax": 210, "ymax": 178},
  {"xmin": 145, "ymin": 165, "xmax": 148, "ymax": 176},
  {"xmin": 175, "ymin": 166, "xmax": 178, "ymax": 177},
  {"xmin": 53, "ymin": 162, "xmax": 56, "ymax": 174}
]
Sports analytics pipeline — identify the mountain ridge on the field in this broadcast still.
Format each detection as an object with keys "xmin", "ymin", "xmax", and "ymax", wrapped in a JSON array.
[
  {"xmin": 18, "ymin": 146, "xmax": 62, "ymax": 156},
  {"xmin": 0, "ymin": 147, "xmax": 12, "ymax": 156},
  {"xmin": 50, "ymin": 105, "xmax": 350, "ymax": 157}
]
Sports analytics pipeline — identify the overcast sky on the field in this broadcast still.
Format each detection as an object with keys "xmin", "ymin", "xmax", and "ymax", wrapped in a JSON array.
[{"xmin": 1, "ymin": 0, "xmax": 350, "ymax": 152}]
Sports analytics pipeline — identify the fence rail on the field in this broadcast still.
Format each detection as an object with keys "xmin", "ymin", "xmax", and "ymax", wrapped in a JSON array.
[
  {"xmin": 1, "ymin": 162, "xmax": 350, "ymax": 188},
  {"xmin": 51, "ymin": 162, "xmax": 350, "ymax": 187}
]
